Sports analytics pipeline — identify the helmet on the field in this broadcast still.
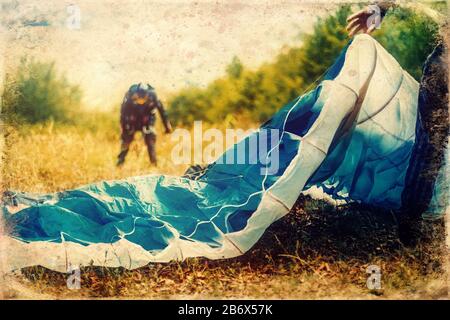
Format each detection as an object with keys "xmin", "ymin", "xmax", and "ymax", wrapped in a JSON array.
[{"xmin": 129, "ymin": 83, "xmax": 154, "ymax": 105}]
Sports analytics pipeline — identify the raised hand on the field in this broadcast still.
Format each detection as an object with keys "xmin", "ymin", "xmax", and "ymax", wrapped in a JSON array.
[{"xmin": 346, "ymin": 6, "xmax": 381, "ymax": 37}]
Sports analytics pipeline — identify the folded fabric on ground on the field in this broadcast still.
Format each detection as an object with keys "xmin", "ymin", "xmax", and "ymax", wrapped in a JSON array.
[{"xmin": 1, "ymin": 35, "xmax": 420, "ymax": 272}]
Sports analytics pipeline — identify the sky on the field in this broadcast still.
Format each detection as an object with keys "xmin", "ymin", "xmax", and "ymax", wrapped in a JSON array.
[{"xmin": 0, "ymin": 0, "xmax": 353, "ymax": 109}]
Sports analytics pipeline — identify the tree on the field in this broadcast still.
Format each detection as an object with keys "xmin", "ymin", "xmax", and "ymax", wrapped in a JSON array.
[
  {"xmin": 2, "ymin": 57, "xmax": 82, "ymax": 124},
  {"xmin": 168, "ymin": 5, "xmax": 439, "ymax": 126},
  {"xmin": 373, "ymin": 7, "xmax": 439, "ymax": 80},
  {"xmin": 226, "ymin": 56, "xmax": 244, "ymax": 79}
]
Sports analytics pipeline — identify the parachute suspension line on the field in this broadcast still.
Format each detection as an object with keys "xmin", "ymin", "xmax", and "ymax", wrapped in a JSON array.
[{"xmin": 182, "ymin": 66, "xmax": 334, "ymax": 241}]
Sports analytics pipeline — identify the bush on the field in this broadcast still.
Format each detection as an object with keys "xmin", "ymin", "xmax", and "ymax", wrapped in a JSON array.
[
  {"xmin": 373, "ymin": 8, "xmax": 440, "ymax": 80},
  {"xmin": 167, "ymin": 5, "xmax": 440, "ymax": 126},
  {"xmin": 2, "ymin": 57, "xmax": 82, "ymax": 124}
]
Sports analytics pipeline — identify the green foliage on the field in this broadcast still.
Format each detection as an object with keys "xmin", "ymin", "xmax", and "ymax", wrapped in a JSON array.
[
  {"xmin": 296, "ymin": 6, "xmax": 351, "ymax": 86},
  {"xmin": 2, "ymin": 57, "xmax": 82, "ymax": 124},
  {"xmin": 372, "ymin": 7, "xmax": 440, "ymax": 80},
  {"xmin": 2, "ymin": 6, "xmax": 439, "ymax": 128},
  {"xmin": 168, "ymin": 5, "xmax": 440, "ymax": 126},
  {"xmin": 226, "ymin": 56, "xmax": 244, "ymax": 79}
]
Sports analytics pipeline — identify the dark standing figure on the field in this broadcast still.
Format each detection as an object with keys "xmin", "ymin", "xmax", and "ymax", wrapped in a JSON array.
[{"xmin": 117, "ymin": 83, "xmax": 172, "ymax": 166}]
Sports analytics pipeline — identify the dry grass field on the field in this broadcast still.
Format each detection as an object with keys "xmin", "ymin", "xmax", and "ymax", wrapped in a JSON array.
[{"xmin": 0, "ymin": 121, "xmax": 448, "ymax": 299}]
